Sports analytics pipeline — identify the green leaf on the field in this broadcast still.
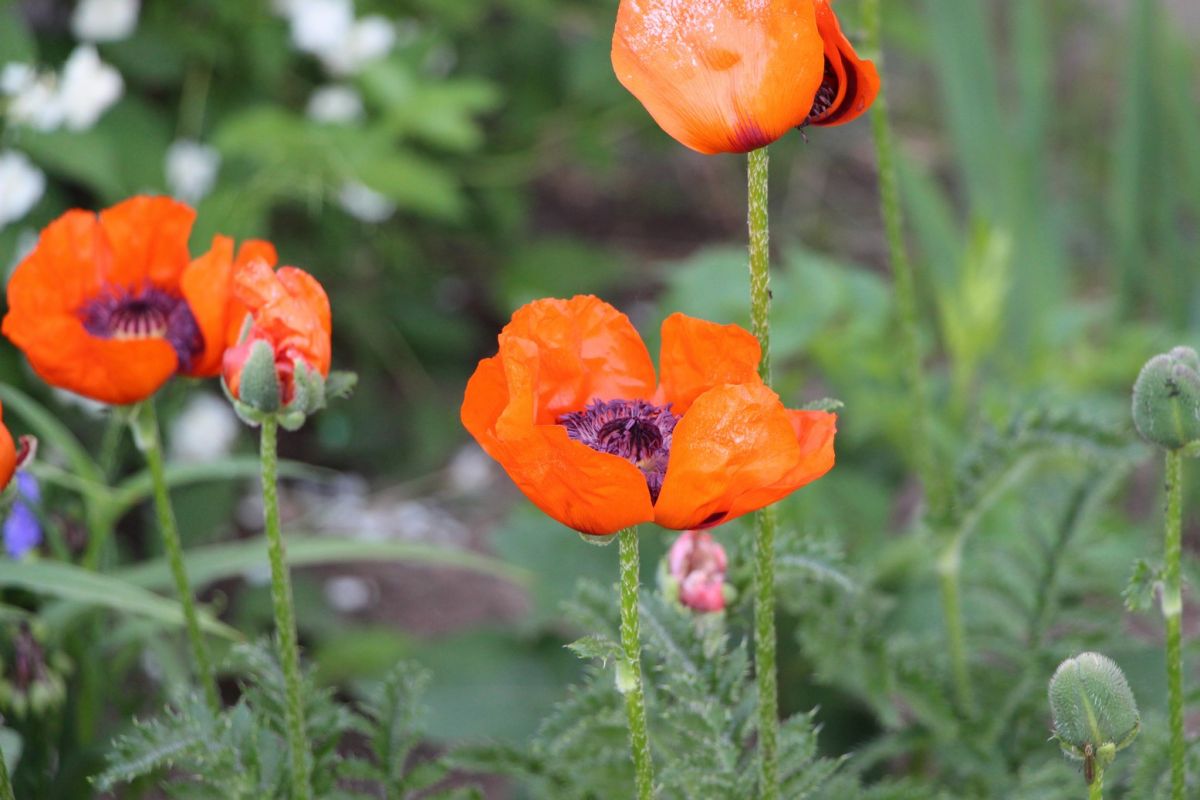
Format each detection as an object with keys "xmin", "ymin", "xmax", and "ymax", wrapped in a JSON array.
[
  {"xmin": 1123, "ymin": 558, "xmax": 1161, "ymax": 612},
  {"xmin": 565, "ymin": 634, "xmax": 621, "ymax": 666},
  {"xmin": 114, "ymin": 536, "xmax": 531, "ymax": 591},
  {"xmin": 0, "ymin": 560, "xmax": 238, "ymax": 639}
]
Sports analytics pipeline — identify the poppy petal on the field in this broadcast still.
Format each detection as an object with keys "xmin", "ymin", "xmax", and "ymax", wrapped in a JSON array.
[
  {"xmin": 181, "ymin": 236, "xmax": 236, "ymax": 377},
  {"xmin": 0, "ymin": 402, "xmax": 15, "ymax": 491},
  {"xmin": 462, "ymin": 338, "xmax": 654, "ymax": 535},
  {"xmin": 498, "ymin": 296, "xmax": 656, "ymax": 425},
  {"xmin": 806, "ymin": 0, "xmax": 880, "ymax": 127},
  {"xmin": 97, "ymin": 196, "xmax": 196, "ymax": 291},
  {"xmin": 612, "ymin": 0, "xmax": 825, "ymax": 154},
  {"xmin": 656, "ymin": 313, "xmax": 761, "ymax": 414},
  {"xmin": 3, "ymin": 210, "xmax": 107, "ymax": 318},
  {"xmin": 654, "ymin": 384, "xmax": 834, "ymax": 530}
]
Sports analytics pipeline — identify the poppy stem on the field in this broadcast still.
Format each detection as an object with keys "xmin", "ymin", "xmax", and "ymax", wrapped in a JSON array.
[
  {"xmin": 1162, "ymin": 449, "xmax": 1185, "ymax": 800},
  {"xmin": 864, "ymin": 0, "xmax": 974, "ymax": 714},
  {"xmin": 0, "ymin": 739, "xmax": 14, "ymax": 800},
  {"xmin": 617, "ymin": 526, "xmax": 655, "ymax": 799},
  {"xmin": 130, "ymin": 400, "xmax": 220, "ymax": 713},
  {"xmin": 259, "ymin": 416, "xmax": 314, "ymax": 800},
  {"xmin": 1089, "ymin": 768, "xmax": 1104, "ymax": 800},
  {"xmin": 747, "ymin": 146, "xmax": 780, "ymax": 800}
]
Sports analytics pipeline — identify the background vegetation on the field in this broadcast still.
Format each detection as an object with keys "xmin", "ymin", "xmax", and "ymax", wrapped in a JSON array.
[{"xmin": 1, "ymin": 0, "xmax": 1199, "ymax": 797}]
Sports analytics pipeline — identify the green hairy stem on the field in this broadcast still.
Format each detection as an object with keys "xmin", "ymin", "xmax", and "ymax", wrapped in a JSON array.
[{"xmin": 618, "ymin": 526, "xmax": 655, "ymax": 799}]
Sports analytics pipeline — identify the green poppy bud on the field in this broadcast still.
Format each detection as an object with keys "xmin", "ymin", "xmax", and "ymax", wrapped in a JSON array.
[
  {"xmin": 1132, "ymin": 347, "xmax": 1200, "ymax": 450},
  {"xmin": 1048, "ymin": 652, "xmax": 1140, "ymax": 782}
]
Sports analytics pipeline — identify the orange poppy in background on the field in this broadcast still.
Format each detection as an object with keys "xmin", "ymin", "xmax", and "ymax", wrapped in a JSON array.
[
  {"xmin": 611, "ymin": 0, "xmax": 879, "ymax": 154},
  {"xmin": 222, "ymin": 259, "xmax": 332, "ymax": 406},
  {"xmin": 462, "ymin": 296, "xmax": 836, "ymax": 535},
  {"xmin": 0, "ymin": 403, "xmax": 17, "ymax": 490},
  {"xmin": 2, "ymin": 196, "xmax": 274, "ymax": 405}
]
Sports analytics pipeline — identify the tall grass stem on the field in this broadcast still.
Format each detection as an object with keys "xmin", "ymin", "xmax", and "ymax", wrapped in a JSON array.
[
  {"xmin": 0, "ymin": 743, "xmax": 14, "ymax": 800},
  {"xmin": 618, "ymin": 526, "xmax": 654, "ymax": 799}
]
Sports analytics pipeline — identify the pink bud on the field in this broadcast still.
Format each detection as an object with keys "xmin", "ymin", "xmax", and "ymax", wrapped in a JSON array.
[{"xmin": 667, "ymin": 530, "xmax": 728, "ymax": 612}]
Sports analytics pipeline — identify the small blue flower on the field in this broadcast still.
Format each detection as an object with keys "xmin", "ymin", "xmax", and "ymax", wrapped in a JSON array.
[{"xmin": 4, "ymin": 472, "xmax": 41, "ymax": 559}]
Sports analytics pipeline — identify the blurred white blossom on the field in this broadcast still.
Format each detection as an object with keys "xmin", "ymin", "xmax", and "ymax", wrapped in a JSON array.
[
  {"xmin": 325, "ymin": 575, "xmax": 374, "ymax": 612},
  {"xmin": 2, "ymin": 63, "xmax": 64, "ymax": 131},
  {"xmin": 447, "ymin": 444, "xmax": 493, "ymax": 494},
  {"xmin": 169, "ymin": 393, "xmax": 240, "ymax": 464},
  {"xmin": 71, "ymin": 0, "xmax": 141, "ymax": 42},
  {"xmin": 321, "ymin": 16, "xmax": 395, "ymax": 76},
  {"xmin": 306, "ymin": 84, "xmax": 364, "ymax": 123},
  {"xmin": 280, "ymin": 0, "xmax": 394, "ymax": 76},
  {"xmin": 165, "ymin": 140, "xmax": 220, "ymax": 204},
  {"xmin": 0, "ymin": 151, "xmax": 45, "ymax": 231},
  {"xmin": 337, "ymin": 181, "xmax": 394, "ymax": 223}
]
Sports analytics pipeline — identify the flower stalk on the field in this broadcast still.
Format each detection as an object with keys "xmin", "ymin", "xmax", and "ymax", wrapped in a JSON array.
[
  {"xmin": 131, "ymin": 400, "xmax": 219, "ymax": 713},
  {"xmin": 1089, "ymin": 770, "xmax": 1104, "ymax": 800},
  {"xmin": 747, "ymin": 145, "xmax": 780, "ymax": 800},
  {"xmin": 863, "ymin": 0, "xmax": 971, "ymax": 713},
  {"xmin": 0, "ymin": 743, "xmax": 13, "ymax": 800},
  {"xmin": 258, "ymin": 417, "xmax": 313, "ymax": 800},
  {"xmin": 1162, "ymin": 449, "xmax": 1184, "ymax": 800},
  {"xmin": 618, "ymin": 526, "xmax": 655, "ymax": 799}
]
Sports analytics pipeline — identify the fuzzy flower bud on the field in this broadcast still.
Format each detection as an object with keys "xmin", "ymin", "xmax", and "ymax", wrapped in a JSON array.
[
  {"xmin": 662, "ymin": 530, "xmax": 729, "ymax": 612},
  {"xmin": 1132, "ymin": 346, "xmax": 1200, "ymax": 450},
  {"xmin": 1048, "ymin": 652, "xmax": 1140, "ymax": 784}
]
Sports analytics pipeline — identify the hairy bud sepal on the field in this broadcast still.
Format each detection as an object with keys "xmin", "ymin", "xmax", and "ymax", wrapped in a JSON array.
[
  {"xmin": 1048, "ymin": 652, "xmax": 1140, "ymax": 784},
  {"xmin": 1132, "ymin": 347, "xmax": 1200, "ymax": 450}
]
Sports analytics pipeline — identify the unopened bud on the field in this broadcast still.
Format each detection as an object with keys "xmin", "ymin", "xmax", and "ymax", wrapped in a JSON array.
[
  {"xmin": 661, "ymin": 530, "xmax": 729, "ymax": 613},
  {"xmin": 1048, "ymin": 652, "xmax": 1140, "ymax": 783},
  {"xmin": 1132, "ymin": 347, "xmax": 1200, "ymax": 450}
]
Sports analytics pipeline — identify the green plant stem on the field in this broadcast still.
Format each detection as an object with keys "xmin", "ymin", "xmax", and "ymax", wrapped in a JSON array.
[
  {"xmin": 864, "ymin": 0, "xmax": 974, "ymax": 715},
  {"xmin": 134, "ymin": 401, "xmax": 219, "ymax": 712},
  {"xmin": 0, "ymin": 741, "xmax": 13, "ymax": 800},
  {"xmin": 1089, "ymin": 768, "xmax": 1104, "ymax": 800},
  {"xmin": 937, "ymin": 537, "xmax": 975, "ymax": 713},
  {"xmin": 747, "ymin": 146, "xmax": 780, "ymax": 800},
  {"xmin": 618, "ymin": 526, "xmax": 654, "ymax": 800},
  {"xmin": 259, "ymin": 418, "xmax": 313, "ymax": 800},
  {"xmin": 1162, "ymin": 449, "xmax": 1184, "ymax": 800}
]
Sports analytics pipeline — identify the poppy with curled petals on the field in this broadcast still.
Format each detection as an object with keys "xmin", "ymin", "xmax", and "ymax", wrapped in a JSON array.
[
  {"xmin": 462, "ymin": 296, "xmax": 836, "ymax": 535},
  {"xmin": 2, "ymin": 196, "xmax": 275, "ymax": 405},
  {"xmin": 221, "ymin": 259, "xmax": 332, "ymax": 408},
  {"xmin": 611, "ymin": 0, "xmax": 879, "ymax": 154},
  {"xmin": 0, "ymin": 401, "xmax": 34, "ymax": 492}
]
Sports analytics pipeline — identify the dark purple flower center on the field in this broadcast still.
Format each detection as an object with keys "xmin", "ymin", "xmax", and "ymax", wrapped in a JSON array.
[
  {"xmin": 558, "ymin": 399, "xmax": 679, "ymax": 502},
  {"xmin": 801, "ymin": 58, "xmax": 839, "ymax": 127},
  {"xmin": 79, "ymin": 285, "xmax": 203, "ymax": 371}
]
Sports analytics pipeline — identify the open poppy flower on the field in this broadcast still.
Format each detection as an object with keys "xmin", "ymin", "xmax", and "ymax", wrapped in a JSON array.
[
  {"xmin": 462, "ymin": 296, "xmax": 836, "ymax": 535},
  {"xmin": 611, "ymin": 0, "xmax": 879, "ymax": 154},
  {"xmin": 2, "ymin": 196, "xmax": 274, "ymax": 405},
  {"xmin": 222, "ymin": 258, "xmax": 331, "ymax": 408}
]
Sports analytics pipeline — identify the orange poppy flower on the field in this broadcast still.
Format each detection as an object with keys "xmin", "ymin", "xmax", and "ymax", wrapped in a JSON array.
[
  {"xmin": 0, "ymin": 401, "xmax": 35, "ymax": 492},
  {"xmin": 461, "ymin": 296, "xmax": 836, "ymax": 535},
  {"xmin": 611, "ymin": 0, "xmax": 880, "ymax": 154},
  {"xmin": 222, "ymin": 259, "xmax": 332, "ymax": 406},
  {"xmin": 2, "ymin": 196, "xmax": 274, "ymax": 405}
]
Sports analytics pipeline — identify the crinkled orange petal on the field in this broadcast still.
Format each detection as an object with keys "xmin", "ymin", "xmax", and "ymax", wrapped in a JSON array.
[
  {"xmin": 182, "ymin": 237, "xmax": 280, "ymax": 377},
  {"xmin": 3, "ymin": 210, "xmax": 107, "ymax": 320},
  {"xmin": 497, "ymin": 296, "xmax": 656, "ymax": 425},
  {"xmin": 806, "ymin": 0, "xmax": 880, "ymax": 127},
  {"xmin": 612, "ymin": 0, "xmax": 825, "ymax": 154},
  {"xmin": 97, "ymin": 196, "xmax": 196, "ymax": 291},
  {"xmin": 0, "ymin": 402, "xmax": 15, "ymax": 490},
  {"xmin": 654, "ymin": 384, "xmax": 835, "ymax": 530},
  {"xmin": 462, "ymin": 338, "xmax": 654, "ymax": 535},
  {"xmin": 656, "ymin": 313, "xmax": 761, "ymax": 414},
  {"xmin": 232, "ymin": 260, "xmax": 332, "ymax": 377}
]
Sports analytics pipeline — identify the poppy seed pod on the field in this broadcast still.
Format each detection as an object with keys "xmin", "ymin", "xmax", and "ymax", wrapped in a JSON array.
[
  {"xmin": 1048, "ymin": 652, "xmax": 1140, "ymax": 782},
  {"xmin": 1132, "ymin": 346, "xmax": 1200, "ymax": 450}
]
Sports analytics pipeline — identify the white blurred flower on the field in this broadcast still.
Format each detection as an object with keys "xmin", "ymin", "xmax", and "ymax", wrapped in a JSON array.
[
  {"xmin": 337, "ymin": 181, "xmax": 394, "ymax": 223},
  {"xmin": 306, "ymin": 84, "xmax": 363, "ymax": 123},
  {"xmin": 2, "ymin": 63, "xmax": 64, "ymax": 131},
  {"xmin": 447, "ymin": 444, "xmax": 493, "ymax": 494},
  {"xmin": 0, "ymin": 151, "xmax": 45, "ymax": 231},
  {"xmin": 165, "ymin": 139, "xmax": 220, "ymax": 204},
  {"xmin": 71, "ymin": 0, "xmax": 140, "ymax": 42},
  {"xmin": 287, "ymin": 0, "xmax": 354, "ymax": 56},
  {"xmin": 325, "ymin": 575, "xmax": 374, "ymax": 612},
  {"xmin": 56, "ymin": 45, "xmax": 124, "ymax": 130},
  {"xmin": 320, "ymin": 15, "xmax": 395, "ymax": 76},
  {"xmin": 169, "ymin": 392, "xmax": 240, "ymax": 464}
]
